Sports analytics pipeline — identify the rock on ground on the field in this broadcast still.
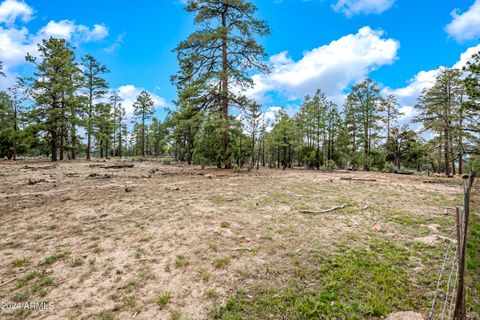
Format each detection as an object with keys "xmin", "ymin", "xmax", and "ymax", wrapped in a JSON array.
[{"xmin": 385, "ymin": 311, "xmax": 425, "ymax": 320}]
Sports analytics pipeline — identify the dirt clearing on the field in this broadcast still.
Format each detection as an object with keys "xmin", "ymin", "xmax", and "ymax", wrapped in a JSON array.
[{"xmin": 0, "ymin": 160, "xmax": 476, "ymax": 319}]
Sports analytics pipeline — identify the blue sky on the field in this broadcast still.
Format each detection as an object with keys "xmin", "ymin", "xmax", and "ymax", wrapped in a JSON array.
[{"xmin": 1, "ymin": 0, "xmax": 480, "ymax": 123}]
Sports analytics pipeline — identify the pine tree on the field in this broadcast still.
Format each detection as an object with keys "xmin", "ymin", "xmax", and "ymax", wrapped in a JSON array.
[
  {"xmin": 415, "ymin": 68, "xmax": 464, "ymax": 175},
  {"xmin": 81, "ymin": 54, "xmax": 109, "ymax": 160},
  {"xmin": 173, "ymin": 0, "xmax": 270, "ymax": 167},
  {"xmin": 133, "ymin": 90, "xmax": 155, "ymax": 156},
  {"xmin": 380, "ymin": 94, "xmax": 402, "ymax": 142},
  {"xmin": 26, "ymin": 38, "xmax": 80, "ymax": 162},
  {"xmin": 109, "ymin": 92, "xmax": 123, "ymax": 157},
  {"xmin": 346, "ymin": 78, "xmax": 383, "ymax": 171}
]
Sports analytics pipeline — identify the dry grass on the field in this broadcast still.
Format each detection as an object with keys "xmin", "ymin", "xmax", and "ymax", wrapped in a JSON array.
[{"xmin": 0, "ymin": 159, "xmax": 471, "ymax": 319}]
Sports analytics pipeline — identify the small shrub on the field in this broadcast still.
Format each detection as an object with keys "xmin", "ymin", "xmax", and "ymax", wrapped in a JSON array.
[
  {"xmin": 155, "ymin": 293, "xmax": 172, "ymax": 309},
  {"xmin": 384, "ymin": 161, "xmax": 396, "ymax": 173},
  {"xmin": 212, "ymin": 257, "xmax": 231, "ymax": 269},
  {"xmin": 162, "ymin": 159, "xmax": 172, "ymax": 165},
  {"xmin": 175, "ymin": 255, "xmax": 190, "ymax": 268},
  {"xmin": 13, "ymin": 257, "xmax": 30, "ymax": 268}
]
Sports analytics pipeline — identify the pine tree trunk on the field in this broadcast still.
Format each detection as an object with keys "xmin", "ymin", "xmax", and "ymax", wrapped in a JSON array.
[
  {"xmin": 221, "ymin": 7, "xmax": 229, "ymax": 168},
  {"xmin": 444, "ymin": 129, "xmax": 450, "ymax": 176}
]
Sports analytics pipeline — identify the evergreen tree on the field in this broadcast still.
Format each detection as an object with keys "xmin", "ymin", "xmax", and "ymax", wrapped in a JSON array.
[
  {"xmin": 173, "ymin": 0, "xmax": 270, "ymax": 167},
  {"xmin": 81, "ymin": 54, "xmax": 109, "ymax": 160},
  {"xmin": 26, "ymin": 38, "xmax": 80, "ymax": 162},
  {"xmin": 380, "ymin": 94, "xmax": 402, "ymax": 142},
  {"xmin": 346, "ymin": 78, "xmax": 383, "ymax": 171},
  {"xmin": 415, "ymin": 68, "xmax": 464, "ymax": 175},
  {"xmin": 133, "ymin": 90, "xmax": 155, "ymax": 156}
]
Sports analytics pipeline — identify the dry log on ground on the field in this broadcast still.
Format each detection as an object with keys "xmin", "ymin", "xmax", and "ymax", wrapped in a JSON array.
[
  {"xmin": 87, "ymin": 173, "xmax": 113, "ymax": 179},
  {"xmin": 0, "ymin": 276, "xmax": 18, "ymax": 287},
  {"xmin": 340, "ymin": 177, "xmax": 377, "ymax": 182},
  {"xmin": 23, "ymin": 164, "xmax": 57, "ymax": 171},
  {"xmin": 394, "ymin": 170, "xmax": 414, "ymax": 175},
  {"xmin": 299, "ymin": 204, "xmax": 347, "ymax": 214},
  {"xmin": 89, "ymin": 163, "xmax": 134, "ymax": 169},
  {"xmin": 27, "ymin": 178, "xmax": 46, "ymax": 185}
]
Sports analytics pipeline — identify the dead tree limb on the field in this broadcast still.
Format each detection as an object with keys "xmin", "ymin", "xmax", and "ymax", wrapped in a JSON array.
[
  {"xmin": 0, "ymin": 276, "xmax": 18, "ymax": 287},
  {"xmin": 300, "ymin": 204, "xmax": 347, "ymax": 214},
  {"xmin": 89, "ymin": 163, "xmax": 134, "ymax": 169},
  {"xmin": 23, "ymin": 164, "xmax": 57, "ymax": 171},
  {"xmin": 340, "ymin": 177, "xmax": 377, "ymax": 182}
]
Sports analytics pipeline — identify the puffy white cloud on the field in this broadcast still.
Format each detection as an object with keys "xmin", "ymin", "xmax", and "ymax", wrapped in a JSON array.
[
  {"xmin": 0, "ymin": 0, "xmax": 109, "ymax": 89},
  {"xmin": 0, "ymin": 0, "xmax": 32, "ymax": 25},
  {"xmin": 39, "ymin": 20, "xmax": 108, "ymax": 42},
  {"xmin": 453, "ymin": 43, "xmax": 480, "ymax": 69},
  {"xmin": 383, "ymin": 69, "xmax": 439, "ymax": 107},
  {"xmin": 116, "ymin": 85, "xmax": 167, "ymax": 117},
  {"xmin": 246, "ymin": 26, "xmax": 399, "ymax": 103},
  {"xmin": 332, "ymin": 0, "xmax": 395, "ymax": 17},
  {"xmin": 445, "ymin": 0, "xmax": 480, "ymax": 42},
  {"xmin": 384, "ymin": 44, "xmax": 480, "ymax": 113}
]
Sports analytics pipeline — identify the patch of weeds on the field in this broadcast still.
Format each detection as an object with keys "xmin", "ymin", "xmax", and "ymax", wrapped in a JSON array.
[
  {"xmin": 39, "ymin": 251, "xmax": 69, "ymax": 266},
  {"xmin": 170, "ymin": 309, "xmax": 183, "ymax": 320},
  {"xmin": 13, "ymin": 257, "xmax": 30, "ymax": 268},
  {"xmin": 175, "ymin": 255, "xmax": 190, "ymax": 268},
  {"xmin": 97, "ymin": 309, "xmax": 114, "ymax": 320},
  {"xmin": 122, "ymin": 293, "xmax": 137, "ymax": 309},
  {"xmin": 220, "ymin": 222, "xmax": 230, "ymax": 228},
  {"xmin": 12, "ymin": 288, "xmax": 30, "ymax": 302},
  {"xmin": 206, "ymin": 289, "xmax": 219, "ymax": 299},
  {"xmin": 46, "ymin": 224, "xmax": 58, "ymax": 230},
  {"xmin": 198, "ymin": 267, "xmax": 211, "ymax": 282},
  {"xmin": 211, "ymin": 195, "xmax": 225, "ymax": 205},
  {"xmin": 69, "ymin": 258, "xmax": 83, "ymax": 267},
  {"xmin": 212, "ymin": 257, "xmax": 231, "ymax": 269},
  {"xmin": 155, "ymin": 293, "xmax": 172, "ymax": 309},
  {"xmin": 211, "ymin": 238, "xmax": 420, "ymax": 319},
  {"xmin": 135, "ymin": 247, "xmax": 145, "ymax": 259},
  {"xmin": 91, "ymin": 243, "xmax": 103, "ymax": 254},
  {"xmin": 13, "ymin": 269, "xmax": 54, "ymax": 301},
  {"xmin": 208, "ymin": 242, "xmax": 218, "ymax": 251},
  {"xmin": 466, "ymin": 212, "xmax": 480, "ymax": 316}
]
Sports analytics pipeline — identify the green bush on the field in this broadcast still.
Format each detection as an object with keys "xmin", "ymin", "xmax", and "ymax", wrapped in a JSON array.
[{"xmin": 384, "ymin": 162, "xmax": 396, "ymax": 173}]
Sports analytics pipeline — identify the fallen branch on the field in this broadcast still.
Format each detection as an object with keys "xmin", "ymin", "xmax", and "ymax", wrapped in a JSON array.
[
  {"xmin": 23, "ymin": 164, "xmax": 57, "ymax": 171},
  {"xmin": 87, "ymin": 173, "xmax": 113, "ymax": 179},
  {"xmin": 27, "ymin": 178, "xmax": 46, "ymax": 185},
  {"xmin": 300, "ymin": 204, "xmax": 347, "ymax": 214},
  {"xmin": 89, "ymin": 163, "xmax": 134, "ymax": 169},
  {"xmin": 0, "ymin": 276, "xmax": 18, "ymax": 287},
  {"xmin": 394, "ymin": 170, "xmax": 414, "ymax": 175},
  {"xmin": 340, "ymin": 177, "xmax": 377, "ymax": 182}
]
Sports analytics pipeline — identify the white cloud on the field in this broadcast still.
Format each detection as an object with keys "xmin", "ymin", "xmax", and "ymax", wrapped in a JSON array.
[
  {"xmin": 0, "ymin": 0, "xmax": 32, "ymax": 25},
  {"xmin": 0, "ymin": 0, "xmax": 109, "ymax": 89},
  {"xmin": 453, "ymin": 43, "xmax": 480, "ymax": 69},
  {"xmin": 116, "ymin": 85, "xmax": 167, "ymax": 117},
  {"xmin": 246, "ymin": 26, "xmax": 399, "ymax": 103},
  {"xmin": 332, "ymin": 0, "xmax": 394, "ymax": 17},
  {"xmin": 39, "ymin": 20, "xmax": 108, "ymax": 42},
  {"xmin": 104, "ymin": 32, "xmax": 125, "ymax": 53},
  {"xmin": 384, "ymin": 43, "xmax": 480, "ymax": 115},
  {"xmin": 446, "ymin": 0, "xmax": 480, "ymax": 42}
]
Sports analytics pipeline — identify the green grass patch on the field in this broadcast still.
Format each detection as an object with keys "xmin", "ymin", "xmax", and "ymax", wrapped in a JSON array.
[
  {"xmin": 212, "ymin": 257, "xmax": 231, "ymax": 269},
  {"xmin": 39, "ymin": 251, "xmax": 69, "ymax": 266},
  {"xmin": 466, "ymin": 212, "xmax": 480, "ymax": 317},
  {"xmin": 155, "ymin": 293, "xmax": 172, "ymax": 309},
  {"xmin": 211, "ymin": 238, "xmax": 421, "ymax": 319}
]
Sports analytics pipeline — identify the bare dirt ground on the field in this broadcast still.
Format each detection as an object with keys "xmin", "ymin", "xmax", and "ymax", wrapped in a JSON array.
[{"xmin": 0, "ymin": 160, "xmax": 475, "ymax": 320}]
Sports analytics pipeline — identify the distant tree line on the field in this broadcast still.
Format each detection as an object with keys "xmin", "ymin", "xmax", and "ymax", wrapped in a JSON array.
[{"xmin": 0, "ymin": 0, "xmax": 479, "ymax": 176}]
